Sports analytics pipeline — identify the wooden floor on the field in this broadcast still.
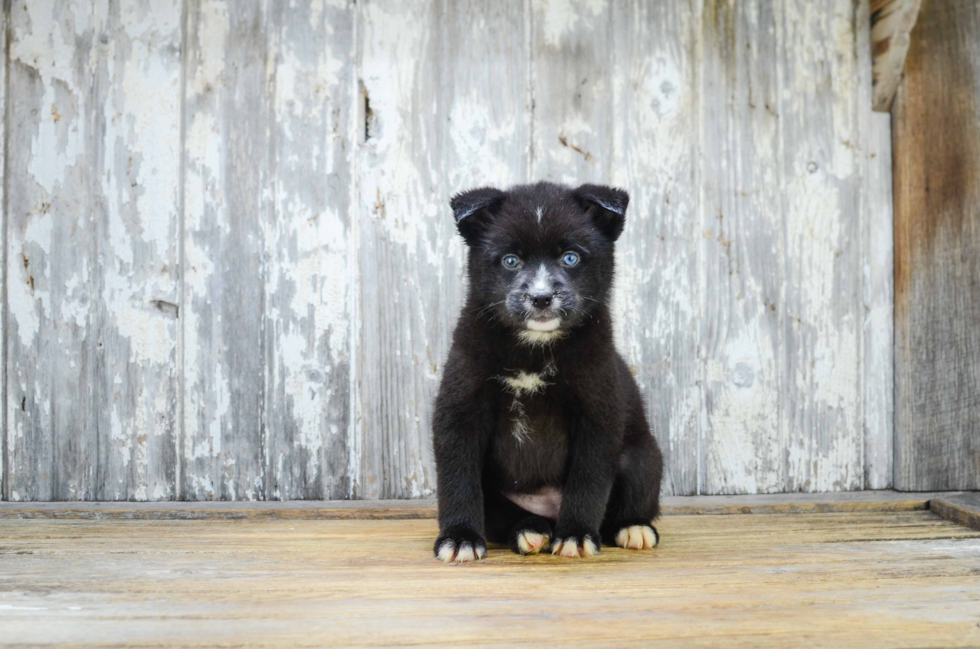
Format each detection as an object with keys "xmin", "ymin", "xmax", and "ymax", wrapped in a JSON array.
[{"xmin": 2, "ymin": 506, "xmax": 980, "ymax": 647}]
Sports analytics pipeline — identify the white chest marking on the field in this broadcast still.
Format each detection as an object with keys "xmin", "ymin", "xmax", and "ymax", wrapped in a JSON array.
[
  {"xmin": 500, "ymin": 371, "xmax": 548, "ymax": 396},
  {"xmin": 536, "ymin": 206, "xmax": 544, "ymax": 224},
  {"xmin": 518, "ymin": 328, "xmax": 565, "ymax": 345},
  {"xmin": 497, "ymin": 365, "xmax": 558, "ymax": 443}
]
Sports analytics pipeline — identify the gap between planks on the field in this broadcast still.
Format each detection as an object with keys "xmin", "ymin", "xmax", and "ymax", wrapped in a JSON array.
[{"xmin": 0, "ymin": 491, "xmax": 977, "ymax": 528}]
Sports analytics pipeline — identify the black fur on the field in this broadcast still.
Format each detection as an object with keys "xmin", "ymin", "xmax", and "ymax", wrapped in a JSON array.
[{"xmin": 433, "ymin": 181, "xmax": 663, "ymax": 561}]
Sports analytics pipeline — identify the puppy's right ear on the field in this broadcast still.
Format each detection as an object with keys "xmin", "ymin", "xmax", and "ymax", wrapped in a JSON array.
[{"xmin": 450, "ymin": 187, "xmax": 506, "ymax": 246}]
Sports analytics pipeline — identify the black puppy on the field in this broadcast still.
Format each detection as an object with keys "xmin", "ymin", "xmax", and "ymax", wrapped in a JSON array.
[{"xmin": 432, "ymin": 181, "xmax": 663, "ymax": 563}]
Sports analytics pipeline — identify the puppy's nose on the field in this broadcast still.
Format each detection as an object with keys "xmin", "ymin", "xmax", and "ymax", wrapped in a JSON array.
[{"xmin": 530, "ymin": 292, "xmax": 552, "ymax": 309}]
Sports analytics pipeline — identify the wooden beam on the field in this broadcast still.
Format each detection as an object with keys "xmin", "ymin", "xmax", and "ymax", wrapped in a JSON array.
[
  {"xmin": 931, "ymin": 493, "xmax": 980, "ymax": 531},
  {"xmin": 1, "ymin": 491, "xmax": 964, "ymax": 520},
  {"xmin": 871, "ymin": 0, "xmax": 922, "ymax": 111},
  {"xmin": 893, "ymin": 0, "xmax": 980, "ymax": 491},
  {"xmin": 0, "ymin": 499, "xmax": 439, "ymax": 521}
]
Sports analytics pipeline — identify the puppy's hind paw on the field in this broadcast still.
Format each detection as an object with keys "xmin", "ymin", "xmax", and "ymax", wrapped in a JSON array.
[
  {"xmin": 550, "ymin": 533, "xmax": 600, "ymax": 558},
  {"xmin": 615, "ymin": 523, "xmax": 659, "ymax": 550},
  {"xmin": 434, "ymin": 528, "xmax": 487, "ymax": 564}
]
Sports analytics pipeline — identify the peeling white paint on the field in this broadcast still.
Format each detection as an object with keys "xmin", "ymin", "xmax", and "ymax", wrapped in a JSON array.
[
  {"xmin": 537, "ymin": 0, "xmax": 607, "ymax": 47},
  {"xmin": 1, "ymin": 0, "xmax": 887, "ymax": 502},
  {"xmin": 5, "ymin": 1, "xmax": 182, "ymax": 501},
  {"xmin": 0, "ymin": 5, "xmax": 4, "ymax": 502},
  {"xmin": 863, "ymin": 113, "xmax": 894, "ymax": 489}
]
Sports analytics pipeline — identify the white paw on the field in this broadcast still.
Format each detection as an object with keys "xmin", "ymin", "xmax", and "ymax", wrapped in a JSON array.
[
  {"xmin": 615, "ymin": 524, "xmax": 658, "ymax": 550},
  {"xmin": 436, "ymin": 539, "xmax": 486, "ymax": 563},
  {"xmin": 551, "ymin": 536, "xmax": 599, "ymax": 558},
  {"xmin": 516, "ymin": 530, "xmax": 549, "ymax": 555}
]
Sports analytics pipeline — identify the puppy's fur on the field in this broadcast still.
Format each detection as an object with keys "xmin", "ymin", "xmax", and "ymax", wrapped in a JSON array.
[{"xmin": 432, "ymin": 182, "xmax": 663, "ymax": 563}]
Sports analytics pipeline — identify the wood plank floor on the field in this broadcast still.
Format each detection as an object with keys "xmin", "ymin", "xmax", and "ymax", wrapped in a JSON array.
[{"xmin": 1, "ymin": 511, "xmax": 980, "ymax": 647}]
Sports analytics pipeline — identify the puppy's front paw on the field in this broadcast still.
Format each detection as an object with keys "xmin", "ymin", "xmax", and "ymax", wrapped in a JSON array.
[
  {"xmin": 509, "ymin": 516, "xmax": 553, "ymax": 555},
  {"xmin": 434, "ymin": 526, "xmax": 487, "ymax": 564},
  {"xmin": 550, "ymin": 528, "xmax": 600, "ymax": 558},
  {"xmin": 615, "ymin": 523, "xmax": 659, "ymax": 550},
  {"xmin": 516, "ymin": 530, "xmax": 549, "ymax": 554}
]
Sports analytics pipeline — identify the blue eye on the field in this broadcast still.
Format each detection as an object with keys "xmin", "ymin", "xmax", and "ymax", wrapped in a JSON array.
[
  {"xmin": 561, "ymin": 251, "xmax": 580, "ymax": 267},
  {"xmin": 502, "ymin": 254, "xmax": 521, "ymax": 269}
]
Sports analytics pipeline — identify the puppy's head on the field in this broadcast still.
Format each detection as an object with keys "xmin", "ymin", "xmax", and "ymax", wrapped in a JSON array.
[{"xmin": 451, "ymin": 181, "xmax": 628, "ymax": 344}]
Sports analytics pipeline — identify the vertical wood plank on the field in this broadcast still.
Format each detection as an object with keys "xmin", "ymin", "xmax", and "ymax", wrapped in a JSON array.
[
  {"xmin": 858, "ymin": 0, "xmax": 895, "ymax": 490},
  {"xmin": 1, "ymin": 0, "xmax": 7, "ymax": 500},
  {"xmin": 699, "ymin": 0, "xmax": 869, "ymax": 494},
  {"xmin": 262, "ymin": 0, "xmax": 355, "ymax": 500},
  {"xmin": 530, "ymin": 0, "xmax": 613, "ymax": 183},
  {"xmin": 98, "ymin": 1, "xmax": 182, "ymax": 501},
  {"xmin": 6, "ymin": 1, "xmax": 99, "ymax": 501},
  {"xmin": 355, "ymin": 0, "xmax": 528, "ymax": 498},
  {"xmin": 6, "ymin": 1, "xmax": 181, "ymax": 501},
  {"xmin": 606, "ymin": 1, "xmax": 701, "ymax": 495},
  {"xmin": 699, "ymin": 0, "xmax": 785, "ymax": 494},
  {"xmin": 182, "ymin": 0, "xmax": 269, "ymax": 500},
  {"xmin": 777, "ymin": 0, "xmax": 864, "ymax": 491},
  {"xmin": 864, "ymin": 113, "xmax": 893, "ymax": 489},
  {"xmin": 183, "ymin": 0, "xmax": 357, "ymax": 501},
  {"xmin": 893, "ymin": 0, "xmax": 980, "ymax": 491}
]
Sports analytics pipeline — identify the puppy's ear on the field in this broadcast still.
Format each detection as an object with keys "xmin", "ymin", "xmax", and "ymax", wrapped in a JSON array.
[
  {"xmin": 573, "ymin": 184, "xmax": 629, "ymax": 241},
  {"xmin": 450, "ymin": 187, "xmax": 506, "ymax": 246}
]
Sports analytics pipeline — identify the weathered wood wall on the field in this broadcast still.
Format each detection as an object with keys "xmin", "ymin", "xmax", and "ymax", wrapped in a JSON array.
[
  {"xmin": 5, "ymin": 1, "xmax": 183, "ymax": 501},
  {"xmin": 893, "ymin": 0, "xmax": 980, "ymax": 491},
  {"xmin": 0, "ymin": 0, "xmax": 893, "ymax": 501}
]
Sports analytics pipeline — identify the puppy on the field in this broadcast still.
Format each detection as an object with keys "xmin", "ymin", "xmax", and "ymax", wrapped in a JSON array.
[{"xmin": 432, "ymin": 181, "xmax": 663, "ymax": 563}]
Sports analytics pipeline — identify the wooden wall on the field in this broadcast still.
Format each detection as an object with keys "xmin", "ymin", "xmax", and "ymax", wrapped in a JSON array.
[
  {"xmin": 0, "ymin": 0, "xmax": 892, "ymax": 501},
  {"xmin": 893, "ymin": 0, "xmax": 980, "ymax": 491}
]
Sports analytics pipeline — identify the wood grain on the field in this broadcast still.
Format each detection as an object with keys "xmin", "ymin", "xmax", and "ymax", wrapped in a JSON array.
[
  {"xmin": 1, "ymin": 511, "xmax": 979, "ymax": 646},
  {"xmin": 870, "ymin": 0, "xmax": 922, "ymax": 112},
  {"xmin": 0, "ymin": 1, "xmax": 7, "ymax": 501},
  {"xmin": 354, "ymin": 0, "xmax": 529, "ymax": 498},
  {"xmin": 607, "ymin": 1, "xmax": 701, "ymax": 495},
  {"xmin": 530, "ymin": 0, "xmax": 613, "ymax": 183},
  {"xmin": 699, "ymin": 0, "xmax": 785, "ymax": 494},
  {"xmin": 2, "ymin": 490, "xmax": 953, "ymax": 519},
  {"xmin": 182, "ymin": 0, "xmax": 356, "ymax": 501},
  {"xmin": 698, "ymin": 0, "xmax": 869, "ymax": 494},
  {"xmin": 931, "ymin": 493, "xmax": 980, "ymax": 531},
  {"xmin": 778, "ymin": 0, "xmax": 866, "ymax": 492},
  {"xmin": 0, "ymin": 501, "xmax": 440, "ymax": 521},
  {"xmin": 893, "ymin": 0, "xmax": 980, "ymax": 491},
  {"xmin": 182, "ymin": 0, "xmax": 270, "ymax": 500},
  {"xmin": 0, "ymin": 0, "xmax": 891, "ymax": 500},
  {"xmin": 261, "ymin": 0, "xmax": 355, "ymax": 500},
  {"xmin": 5, "ymin": 1, "xmax": 182, "ymax": 501},
  {"xmin": 864, "ymin": 113, "xmax": 894, "ymax": 489}
]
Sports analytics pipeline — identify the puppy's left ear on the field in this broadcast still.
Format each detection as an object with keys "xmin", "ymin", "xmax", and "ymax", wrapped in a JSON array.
[
  {"xmin": 573, "ymin": 184, "xmax": 629, "ymax": 241},
  {"xmin": 450, "ymin": 187, "xmax": 507, "ymax": 246}
]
